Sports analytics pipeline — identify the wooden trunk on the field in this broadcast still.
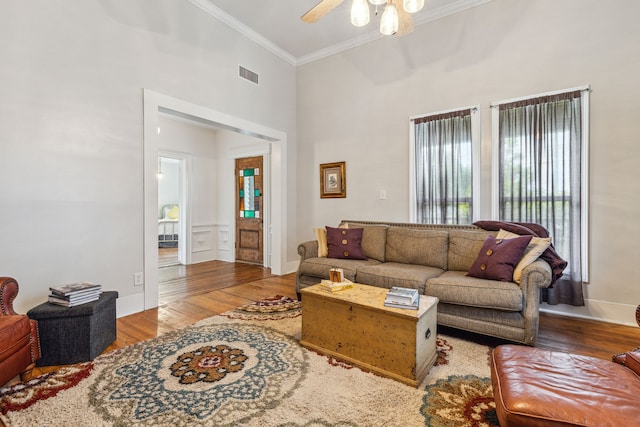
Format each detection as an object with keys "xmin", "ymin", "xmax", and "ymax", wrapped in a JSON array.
[{"xmin": 300, "ymin": 283, "xmax": 438, "ymax": 387}]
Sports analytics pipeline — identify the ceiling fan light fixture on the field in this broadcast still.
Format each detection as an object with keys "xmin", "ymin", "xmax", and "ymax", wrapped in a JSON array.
[
  {"xmin": 351, "ymin": 0, "xmax": 370, "ymax": 27},
  {"xmin": 380, "ymin": 4, "xmax": 399, "ymax": 35},
  {"xmin": 403, "ymin": 0, "xmax": 424, "ymax": 14},
  {"xmin": 368, "ymin": 0, "xmax": 387, "ymax": 5}
]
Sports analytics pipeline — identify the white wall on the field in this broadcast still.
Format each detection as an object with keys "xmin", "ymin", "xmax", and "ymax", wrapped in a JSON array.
[
  {"xmin": 296, "ymin": 0, "xmax": 640, "ymax": 325},
  {"xmin": 0, "ymin": 0, "xmax": 297, "ymax": 315}
]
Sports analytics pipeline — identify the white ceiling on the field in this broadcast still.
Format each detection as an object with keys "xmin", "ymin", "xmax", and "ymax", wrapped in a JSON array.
[{"xmin": 188, "ymin": 0, "xmax": 493, "ymax": 65}]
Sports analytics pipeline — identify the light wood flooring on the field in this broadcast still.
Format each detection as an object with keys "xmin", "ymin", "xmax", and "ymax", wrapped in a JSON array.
[
  {"xmin": 158, "ymin": 247, "xmax": 179, "ymax": 267},
  {"xmin": 30, "ymin": 260, "xmax": 639, "ymax": 377}
]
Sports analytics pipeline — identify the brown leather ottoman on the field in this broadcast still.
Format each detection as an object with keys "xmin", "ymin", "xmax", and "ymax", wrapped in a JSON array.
[{"xmin": 490, "ymin": 344, "xmax": 640, "ymax": 427}]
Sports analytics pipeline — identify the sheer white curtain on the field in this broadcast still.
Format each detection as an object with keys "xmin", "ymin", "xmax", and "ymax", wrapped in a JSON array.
[
  {"xmin": 415, "ymin": 110, "xmax": 473, "ymax": 224},
  {"xmin": 497, "ymin": 89, "xmax": 587, "ymax": 305}
]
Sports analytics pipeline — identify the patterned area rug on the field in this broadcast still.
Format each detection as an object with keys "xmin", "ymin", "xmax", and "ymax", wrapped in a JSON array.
[{"xmin": 0, "ymin": 296, "xmax": 498, "ymax": 427}]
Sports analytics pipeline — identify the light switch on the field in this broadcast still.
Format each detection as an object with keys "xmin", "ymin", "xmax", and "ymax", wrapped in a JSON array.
[{"xmin": 379, "ymin": 190, "xmax": 387, "ymax": 200}]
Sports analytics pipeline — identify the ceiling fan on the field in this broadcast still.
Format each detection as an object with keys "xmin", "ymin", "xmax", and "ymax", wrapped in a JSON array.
[{"xmin": 301, "ymin": 0, "xmax": 425, "ymax": 36}]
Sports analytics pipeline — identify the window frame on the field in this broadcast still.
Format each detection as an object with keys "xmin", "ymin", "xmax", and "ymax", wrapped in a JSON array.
[
  {"xmin": 409, "ymin": 106, "xmax": 481, "ymax": 224},
  {"xmin": 490, "ymin": 86, "xmax": 590, "ymax": 282}
]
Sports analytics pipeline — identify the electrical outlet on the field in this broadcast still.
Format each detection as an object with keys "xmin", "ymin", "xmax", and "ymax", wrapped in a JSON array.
[{"xmin": 134, "ymin": 272, "xmax": 144, "ymax": 286}]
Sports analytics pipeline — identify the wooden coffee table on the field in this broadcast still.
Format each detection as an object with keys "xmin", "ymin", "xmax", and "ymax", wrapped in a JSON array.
[{"xmin": 300, "ymin": 283, "xmax": 438, "ymax": 387}]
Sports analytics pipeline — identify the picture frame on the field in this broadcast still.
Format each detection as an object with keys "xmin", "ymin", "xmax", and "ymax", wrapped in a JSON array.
[{"xmin": 320, "ymin": 161, "xmax": 346, "ymax": 199}]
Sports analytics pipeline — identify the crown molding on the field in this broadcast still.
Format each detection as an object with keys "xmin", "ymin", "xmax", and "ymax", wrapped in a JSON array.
[
  {"xmin": 298, "ymin": 0, "xmax": 493, "ymax": 65},
  {"xmin": 186, "ymin": 0, "xmax": 298, "ymax": 66},
  {"xmin": 188, "ymin": 0, "xmax": 493, "ymax": 67},
  {"xmin": 297, "ymin": 31, "xmax": 384, "ymax": 66}
]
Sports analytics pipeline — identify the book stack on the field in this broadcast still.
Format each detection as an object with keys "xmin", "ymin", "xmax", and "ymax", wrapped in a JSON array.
[
  {"xmin": 318, "ymin": 268, "xmax": 354, "ymax": 292},
  {"xmin": 384, "ymin": 287, "xmax": 420, "ymax": 310},
  {"xmin": 320, "ymin": 278, "xmax": 354, "ymax": 292},
  {"xmin": 48, "ymin": 282, "xmax": 102, "ymax": 307}
]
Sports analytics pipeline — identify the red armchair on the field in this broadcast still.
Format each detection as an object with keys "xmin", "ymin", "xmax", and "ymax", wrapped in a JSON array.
[{"xmin": 0, "ymin": 277, "xmax": 41, "ymax": 387}]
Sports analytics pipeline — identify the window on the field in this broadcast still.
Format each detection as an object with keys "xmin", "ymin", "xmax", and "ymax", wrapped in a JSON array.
[
  {"xmin": 492, "ymin": 87, "xmax": 589, "ymax": 284},
  {"xmin": 410, "ymin": 108, "xmax": 480, "ymax": 224}
]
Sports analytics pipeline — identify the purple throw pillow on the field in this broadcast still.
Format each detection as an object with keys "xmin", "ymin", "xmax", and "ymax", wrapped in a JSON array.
[
  {"xmin": 467, "ymin": 235, "xmax": 533, "ymax": 282},
  {"xmin": 326, "ymin": 226, "xmax": 367, "ymax": 260}
]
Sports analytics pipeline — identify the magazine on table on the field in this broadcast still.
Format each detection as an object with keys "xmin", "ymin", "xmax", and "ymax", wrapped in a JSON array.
[
  {"xmin": 385, "ymin": 287, "xmax": 419, "ymax": 306},
  {"xmin": 49, "ymin": 282, "xmax": 102, "ymax": 297},
  {"xmin": 51, "ymin": 290, "xmax": 102, "ymax": 302},
  {"xmin": 48, "ymin": 294, "xmax": 100, "ymax": 307},
  {"xmin": 383, "ymin": 300, "xmax": 420, "ymax": 310}
]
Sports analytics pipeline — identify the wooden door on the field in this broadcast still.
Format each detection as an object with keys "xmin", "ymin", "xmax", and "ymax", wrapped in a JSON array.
[{"xmin": 235, "ymin": 156, "xmax": 264, "ymax": 264}]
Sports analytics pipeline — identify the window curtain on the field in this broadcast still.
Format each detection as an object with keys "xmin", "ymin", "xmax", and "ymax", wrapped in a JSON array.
[
  {"xmin": 415, "ymin": 110, "xmax": 473, "ymax": 224},
  {"xmin": 498, "ymin": 90, "xmax": 584, "ymax": 306}
]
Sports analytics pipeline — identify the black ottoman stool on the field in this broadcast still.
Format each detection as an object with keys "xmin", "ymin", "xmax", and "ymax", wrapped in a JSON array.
[{"xmin": 27, "ymin": 291, "xmax": 118, "ymax": 366}]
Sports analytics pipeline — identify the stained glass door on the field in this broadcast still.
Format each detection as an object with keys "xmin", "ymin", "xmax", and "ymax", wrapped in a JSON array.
[{"xmin": 235, "ymin": 156, "xmax": 263, "ymax": 264}]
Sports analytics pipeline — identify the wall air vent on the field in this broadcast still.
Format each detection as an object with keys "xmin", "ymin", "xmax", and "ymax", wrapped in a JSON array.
[{"xmin": 239, "ymin": 65, "xmax": 259, "ymax": 85}]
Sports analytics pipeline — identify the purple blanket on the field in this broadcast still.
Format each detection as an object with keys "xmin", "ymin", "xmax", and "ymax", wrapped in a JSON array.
[{"xmin": 473, "ymin": 220, "xmax": 567, "ymax": 285}]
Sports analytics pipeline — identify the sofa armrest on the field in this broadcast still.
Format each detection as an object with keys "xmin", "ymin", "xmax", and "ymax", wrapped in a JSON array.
[
  {"xmin": 1, "ymin": 277, "xmax": 19, "ymax": 316},
  {"xmin": 297, "ymin": 240, "xmax": 319, "ymax": 261},
  {"xmin": 520, "ymin": 259, "xmax": 553, "ymax": 289},
  {"xmin": 518, "ymin": 259, "xmax": 553, "ymax": 344}
]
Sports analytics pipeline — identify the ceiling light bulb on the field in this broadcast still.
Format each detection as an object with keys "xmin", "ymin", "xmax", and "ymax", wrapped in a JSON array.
[
  {"xmin": 403, "ymin": 0, "xmax": 424, "ymax": 13},
  {"xmin": 351, "ymin": 0, "xmax": 370, "ymax": 27},
  {"xmin": 380, "ymin": 4, "xmax": 399, "ymax": 35},
  {"xmin": 368, "ymin": 0, "xmax": 386, "ymax": 5}
]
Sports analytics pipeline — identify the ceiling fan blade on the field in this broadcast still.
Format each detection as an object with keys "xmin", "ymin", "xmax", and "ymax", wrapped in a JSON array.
[
  {"xmin": 392, "ymin": 0, "xmax": 414, "ymax": 36},
  {"xmin": 301, "ymin": 0, "xmax": 345, "ymax": 23}
]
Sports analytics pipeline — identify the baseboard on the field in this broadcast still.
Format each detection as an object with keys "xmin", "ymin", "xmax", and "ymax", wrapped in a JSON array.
[
  {"xmin": 284, "ymin": 260, "xmax": 299, "ymax": 275},
  {"xmin": 540, "ymin": 298, "xmax": 638, "ymax": 327},
  {"xmin": 115, "ymin": 291, "xmax": 145, "ymax": 318}
]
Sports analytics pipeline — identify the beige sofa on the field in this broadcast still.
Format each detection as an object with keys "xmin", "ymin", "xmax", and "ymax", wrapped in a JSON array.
[{"xmin": 296, "ymin": 220, "xmax": 553, "ymax": 345}]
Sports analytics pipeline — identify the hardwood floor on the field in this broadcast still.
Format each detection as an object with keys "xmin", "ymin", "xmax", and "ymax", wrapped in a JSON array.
[
  {"xmin": 29, "ymin": 261, "xmax": 639, "ymax": 378},
  {"xmin": 158, "ymin": 247, "xmax": 178, "ymax": 267},
  {"xmin": 157, "ymin": 259, "xmax": 277, "ymax": 306}
]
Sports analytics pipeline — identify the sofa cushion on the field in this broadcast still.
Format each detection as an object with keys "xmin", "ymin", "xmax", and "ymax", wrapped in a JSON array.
[
  {"xmin": 496, "ymin": 229, "xmax": 551, "ymax": 284},
  {"xmin": 425, "ymin": 271, "xmax": 524, "ymax": 311},
  {"xmin": 468, "ymin": 235, "xmax": 533, "ymax": 282},
  {"xmin": 467, "ymin": 236, "xmax": 532, "ymax": 282},
  {"xmin": 448, "ymin": 230, "xmax": 495, "ymax": 271},
  {"xmin": 342, "ymin": 222, "xmax": 389, "ymax": 262},
  {"xmin": 356, "ymin": 262, "xmax": 443, "ymax": 294},
  {"xmin": 298, "ymin": 257, "xmax": 381, "ymax": 282},
  {"xmin": 326, "ymin": 226, "xmax": 367, "ymax": 260},
  {"xmin": 385, "ymin": 227, "xmax": 448, "ymax": 269},
  {"xmin": 314, "ymin": 228, "xmax": 329, "ymax": 257},
  {"xmin": 437, "ymin": 303, "xmax": 526, "ymax": 343}
]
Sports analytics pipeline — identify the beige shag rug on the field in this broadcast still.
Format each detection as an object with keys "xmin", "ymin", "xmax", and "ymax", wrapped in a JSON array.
[{"xmin": 0, "ymin": 296, "xmax": 498, "ymax": 427}]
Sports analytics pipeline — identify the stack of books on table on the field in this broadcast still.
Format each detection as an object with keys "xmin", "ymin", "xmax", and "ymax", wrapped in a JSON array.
[
  {"xmin": 319, "ymin": 278, "xmax": 354, "ymax": 292},
  {"xmin": 48, "ymin": 282, "xmax": 102, "ymax": 307},
  {"xmin": 384, "ymin": 287, "xmax": 420, "ymax": 310}
]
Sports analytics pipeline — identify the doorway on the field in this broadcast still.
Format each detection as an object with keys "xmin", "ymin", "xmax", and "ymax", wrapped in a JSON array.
[
  {"xmin": 143, "ymin": 89, "xmax": 288, "ymax": 311},
  {"xmin": 157, "ymin": 156, "xmax": 183, "ymax": 267},
  {"xmin": 236, "ymin": 156, "xmax": 264, "ymax": 264}
]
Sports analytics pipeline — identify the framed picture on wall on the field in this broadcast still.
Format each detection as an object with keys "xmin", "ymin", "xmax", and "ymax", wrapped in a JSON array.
[{"xmin": 320, "ymin": 161, "xmax": 346, "ymax": 199}]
